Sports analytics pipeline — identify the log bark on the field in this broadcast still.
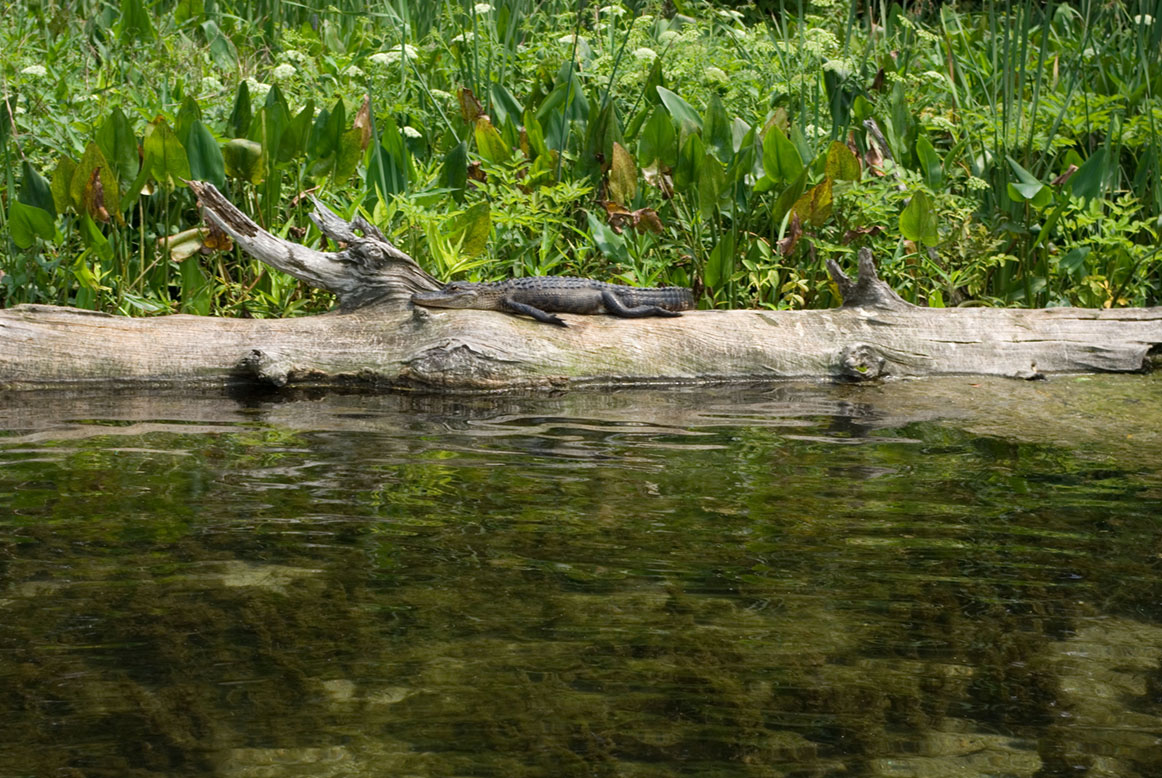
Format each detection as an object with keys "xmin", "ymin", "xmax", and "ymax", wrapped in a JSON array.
[{"xmin": 1, "ymin": 181, "xmax": 1160, "ymax": 392}]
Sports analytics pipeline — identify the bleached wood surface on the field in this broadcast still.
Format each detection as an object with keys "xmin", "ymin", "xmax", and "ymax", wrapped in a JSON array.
[{"xmin": 1, "ymin": 182, "xmax": 1159, "ymax": 392}]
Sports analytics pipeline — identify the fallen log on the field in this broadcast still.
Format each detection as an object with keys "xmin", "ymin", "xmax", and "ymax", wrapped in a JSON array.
[{"xmin": 1, "ymin": 181, "xmax": 1159, "ymax": 392}]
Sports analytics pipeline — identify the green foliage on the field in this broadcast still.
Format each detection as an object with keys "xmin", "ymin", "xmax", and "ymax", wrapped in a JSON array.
[{"xmin": 1, "ymin": 0, "xmax": 1160, "ymax": 315}]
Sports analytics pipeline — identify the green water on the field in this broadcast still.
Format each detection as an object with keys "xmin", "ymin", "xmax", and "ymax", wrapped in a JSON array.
[{"xmin": 2, "ymin": 377, "xmax": 1161, "ymax": 778}]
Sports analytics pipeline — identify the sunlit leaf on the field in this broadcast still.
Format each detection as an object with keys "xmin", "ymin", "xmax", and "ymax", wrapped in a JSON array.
[
  {"xmin": 443, "ymin": 201, "xmax": 491, "ymax": 257},
  {"xmin": 474, "ymin": 116, "xmax": 511, "ymax": 164},
  {"xmin": 223, "ymin": 138, "xmax": 264, "ymax": 183},
  {"xmin": 70, "ymin": 142, "xmax": 122, "ymax": 224},
  {"xmin": 824, "ymin": 140, "xmax": 861, "ymax": 183},
  {"xmin": 143, "ymin": 119, "xmax": 191, "ymax": 187},
  {"xmin": 608, "ymin": 142, "xmax": 637, "ymax": 204},
  {"xmin": 791, "ymin": 178, "xmax": 833, "ymax": 228},
  {"xmin": 899, "ymin": 190, "xmax": 939, "ymax": 247},
  {"xmin": 50, "ymin": 155, "xmax": 78, "ymax": 214},
  {"xmin": 657, "ymin": 86, "xmax": 702, "ymax": 133}
]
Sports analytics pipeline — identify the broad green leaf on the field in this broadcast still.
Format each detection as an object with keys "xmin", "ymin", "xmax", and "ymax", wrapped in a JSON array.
[
  {"xmin": 900, "ymin": 190, "xmax": 939, "ymax": 247},
  {"xmin": 761, "ymin": 124, "xmax": 803, "ymax": 185},
  {"xmin": 95, "ymin": 107, "xmax": 140, "ymax": 190},
  {"xmin": 771, "ymin": 168, "xmax": 809, "ymax": 227},
  {"xmin": 489, "ymin": 82, "xmax": 524, "ymax": 136},
  {"xmin": 50, "ymin": 155, "xmax": 78, "ymax": 214},
  {"xmin": 175, "ymin": 96, "xmax": 202, "ymax": 148},
  {"xmin": 279, "ymin": 101, "xmax": 314, "ymax": 163},
  {"xmin": 1006, "ymin": 157, "xmax": 1052, "ymax": 208},
  {"xmin": 656, "ymin": 86, "xmax": 702, "ymax": 133},
  {"xmin": 522, "ymin": 108, "xmax": 550, "ymax": 160},
  {"xmin": 143, "ymin": 119, "xmax": 191, "ymax": 187},
  {"xmin": 223, "ymin": 138, "xmax": 264, "ymax": 183},
  {"xmin": 474, "ymin": 116, "xmax": 511, "ymax": 164},
  {"xmin": 915, "ymin": 136, "xmax": 942, "ymax": 189},
  {"xmin": 263, "ymin": 84, "xmax": 292, "ymax": 164},
  {"xmin": 366, "ymin": 116, "xmax": 409, "ymax": 199},
  {"xmin": 704, "ymin": 232, "xmax": 735, "ymax": 290},
  {"xmin": 698, "ymin": 154, "xmax": 727, "ymax": 219},
  {"xmin": 703, "ymin": 94, "xmax": 733, "ymax": 163},
  {"xmin": 1057, "ymin": 246, "xmax": 1090, "ymax": 278},
  {"xmin": 791, "ymin": 178, "xmax": 833, "ymax": 228},
  {"xmin": 18, "ymin": 160, "xmax": 55, "ymax": 216},
  {"xmin": 637, "ymin": 106, "xmax": 675, "ymax": 169},
  {"xmin": 673, "ymin": 132, "xmax": 704, "ymax": 195},
  {"xmin": 9, "ymin": 201, "xmax": 58, "ymax": 249},
  {"xmin": 608, "ymin": 142, "xmax": 637, "ymax": 204},
  {"xmin": 186, "ymin": 120, "xmax": 226, "ymax": 190},
  {"xmin": 443, "ymin": 201, "xmax": 491, "ymax": 257},
  {"xmin": 440, "ymin": 141, "xmax": 469, "ymax": 203},
  {"xmin": 202, "ymin": 20, "xmax": 238, "ymax": 69},
  {"xmin": 77, "ymin": 214, "xmax": 113, "ymax": 263},
  {"xmin": 823, "ymin": 141, "xmax": 860, "ymax": 183},
  {"xmin": 180, "ymin": 258, "xmax": 213, "ymax": 315},
  {"xmin": 587, "ymin": 211, "xmax": 628, "ymax": 262},
  {"xmin": 310, "ymin": 101, "xmax": 344, "ymax": 160},
  {"xmin": 228, "ymin": 80, "xmax": 252, "ymax": 138},
  {"xmin": 1070, "ymin": 148, "xmax": 1108, "ymax": 201},
  {"xmin": 117, "ymin": 0, "xmax": 155, "ymax": 44}
]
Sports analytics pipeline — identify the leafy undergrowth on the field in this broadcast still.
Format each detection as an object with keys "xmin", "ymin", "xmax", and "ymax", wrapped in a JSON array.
[{"xmin": 1, "ymin": 0, "xmax": 1159, "ymax": 317}]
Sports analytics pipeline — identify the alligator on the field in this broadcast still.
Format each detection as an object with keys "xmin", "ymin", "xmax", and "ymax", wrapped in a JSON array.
[{"xmin": 411, "ymin": 277, "xmax": 695, "ymax": 326}]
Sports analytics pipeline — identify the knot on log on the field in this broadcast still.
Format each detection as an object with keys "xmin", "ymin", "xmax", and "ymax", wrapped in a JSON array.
[
  {"xmin": 837, "ymin": 343, "xmax": 886, "ymax": 381},
  {"xmin": 240, "ymin": 349, "xmax": 292, "ymax": 387},
  {"xmin": 826, "ymin": 247, "xmax": 913, "ymax": 311},
  {"xmin": 402, "ymin": 342, "xmax": 564, "ymax": 392}
]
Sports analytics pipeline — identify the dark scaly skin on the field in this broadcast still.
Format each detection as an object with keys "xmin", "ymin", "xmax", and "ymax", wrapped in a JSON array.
[{"xmin": 411, "ymin": 277, "xmax": 695, "ymax": 326}]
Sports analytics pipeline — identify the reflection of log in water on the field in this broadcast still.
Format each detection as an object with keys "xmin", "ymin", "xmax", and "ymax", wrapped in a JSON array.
[
  {"xmin": 2, "ymin": 380, "xmax": 1162, "ymax": 777},
  {"xmin": 1, "ymin": 181, "xmax": 1161, "ymax": 391}
]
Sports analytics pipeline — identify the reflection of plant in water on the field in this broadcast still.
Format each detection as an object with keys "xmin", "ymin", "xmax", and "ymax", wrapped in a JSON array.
[{"xmin": 3, "ymin": 395, "xmax": 1162, "ymax": 776}]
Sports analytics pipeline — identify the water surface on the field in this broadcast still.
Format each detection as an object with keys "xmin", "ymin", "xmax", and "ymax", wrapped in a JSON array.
[{"xmin": 2, "ymin": 376, "xmax": 1161, "ymax": 777}]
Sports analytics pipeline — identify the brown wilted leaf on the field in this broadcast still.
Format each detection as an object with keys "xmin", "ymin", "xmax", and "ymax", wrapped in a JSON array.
[
  {"xmin": 632, "ymin": 208, "xmax": 662, "ymax": 234},
  {"xmin": 777, "ymin": 212, "xmax": 803, "ymax": 256},
  {"xmin": 1051, "ymin": 164, "xmax": 1079, "ymax": 187},
  {"xmin": 459, "ymin": 87, "xmax": 483, "ymax": 123},
  {"xmin": 841, "ymin": 225, "xmax": 884, "ymax": 244},
  {"xmin": 85, "ymin": 167, "xmax": 110, "ymax": 223},
  {"xmin": 203, "ymin": 222, "xmax": 233, "ymax": 252},
  {"xmin": 602, "ymin": 202, "xmax": 663, "ymax": 235},
  {"xmin": 872, "ymin": 67, "xmax": 886, "ymax": 92},
  {"xmin": 353, "ymin": 95, "xmax": 372, "ymax": 150},
  {"xmin": 290, "ymin": 186, "xmax": 320, "ymax": 208},
  {"xmin": 467, "ymin": 160, "xmax": 487, "ymax": 183}
]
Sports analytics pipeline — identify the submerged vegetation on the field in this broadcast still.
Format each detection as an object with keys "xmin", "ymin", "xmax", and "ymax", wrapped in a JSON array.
[{"xmin": 1, "ymin": 0, "xmax": 1160, "ymax": 316}]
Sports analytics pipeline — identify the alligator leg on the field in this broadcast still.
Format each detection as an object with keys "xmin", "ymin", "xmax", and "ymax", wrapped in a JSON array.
[
  {"xmin": 601, "ymin": 291, "xmax": 683, "ymax": 318},
  {"xmin": 501, "ymin": 298, "xmax": 568, "ymax": 326}
]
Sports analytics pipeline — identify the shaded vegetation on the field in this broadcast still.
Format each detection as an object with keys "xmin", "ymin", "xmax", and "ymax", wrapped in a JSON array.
[{"xmin": 1, "ymin": 0, "xmax": 1161, "ymax": 316}]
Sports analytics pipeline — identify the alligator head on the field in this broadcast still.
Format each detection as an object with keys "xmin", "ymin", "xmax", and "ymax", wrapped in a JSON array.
[{"xmin": 411, "ymin": 281, "xmax": 487, "ymax": 309}]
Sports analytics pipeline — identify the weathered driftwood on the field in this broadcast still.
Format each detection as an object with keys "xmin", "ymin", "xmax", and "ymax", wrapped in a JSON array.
[{"xmin": 1, "ymin": 181, "xmax": 1160, "ymax": 392}]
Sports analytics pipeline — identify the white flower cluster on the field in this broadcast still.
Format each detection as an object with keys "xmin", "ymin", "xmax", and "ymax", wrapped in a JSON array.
[
  {"xmin": 370, "ymin": 44, "xmax": 419, "ymax": 66},
  {"xmin": 244, "ymin": 77, "xmax": 272, "ymax": 98},
  {"xmin": 20, "ymin": 64, "xmax": 47, "ymax": 77},
  {"xmin": 272, "ymin": 63, "xmax": 297, "ymax": 80}
]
